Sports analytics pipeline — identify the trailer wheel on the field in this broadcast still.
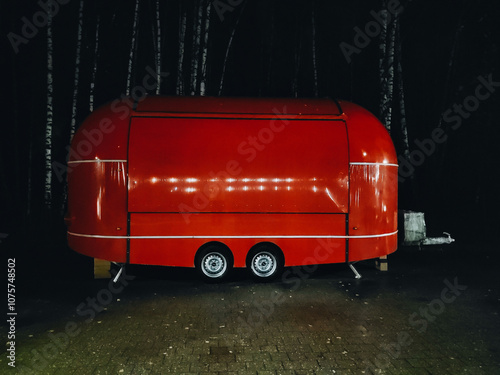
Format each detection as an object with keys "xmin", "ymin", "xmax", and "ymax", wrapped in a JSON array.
[
  {"xmin": 247, "ymin": 244, "xmax": 283, "ymax": 281},
  {"xmin": 196, "ymin": 245, "xmax": 233, "ymax": 282}
]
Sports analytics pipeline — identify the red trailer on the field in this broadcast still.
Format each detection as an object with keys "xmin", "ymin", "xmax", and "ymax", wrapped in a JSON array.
[{"xmin": 65, "ymin": 96, "xmax": 398, "ymax": 281}]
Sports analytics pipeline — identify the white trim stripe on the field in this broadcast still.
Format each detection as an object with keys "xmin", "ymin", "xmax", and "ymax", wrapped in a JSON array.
[
  {"xmin": 350, "ymin": 162, "xmax": 398, "ymax": 167},
  {"xmin": 68, "ymin": 230, "xmax": 398, "ymax": 240},
  {"xmin": 68, "ymin": 161, "xmax": 397, "ymax": 167},
  {"xmin": 67, "ymin": 159, "xmax": 127, "ymax": 164}
]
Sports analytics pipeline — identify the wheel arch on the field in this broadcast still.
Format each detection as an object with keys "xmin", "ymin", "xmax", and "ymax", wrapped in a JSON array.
[
  {"xmin": 246, "ymin": 241, "xmax": 284, "ymax": 268},
  {"xmin": 194, "ymin": 241, "xmax": 234, "ymax": 268}
]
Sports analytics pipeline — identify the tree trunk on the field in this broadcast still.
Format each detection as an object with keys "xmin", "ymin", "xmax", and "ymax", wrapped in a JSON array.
[
  {"xmin": 90, "ymin": 16, "xmax": 100, "ymax": 112},
  {"xmin": 70, "ymin": 0, "xmax": 84, "ymax": 140},
  {"xmin": 379, "ymin": 1, "xmax": 414, "ymax": 200},
  {"xmin": 44, "ymin": 11, "xmax": 54, "ymax": 209},
  {"xmin": 126, "ymin": 0, "xmax": 140, "ymax": 96},
  {"xmin": 378, "ymin": 6, "xmax": 391, "ymax": 132},
  {"xmin": 190, "ymin": 0, "xmax": 203, "ymax": 95},
  {"xmin": 176, "ymin": 3, "xmax": 187, "ymax": 95},
  {"xmin": 311, "ymin": 1, "xmax": 318, "ymax": 97},
  {"xmin": 386, "ymin": 17, "xmax": 396, "ymax": 131},
  {"xmin": 154, "ymin": 0, "xmax": 161, "ymax": 95},
  {"xmin": 199, "ymin": 0, "xmax": 211, "ymax": 96},
  {"xmin": 218, "ymin": 1, "xmax": 246, "ymax": 96},
  {"xmin": 396, "ymin": 22, "xmax": 410, "ymax": 162}
]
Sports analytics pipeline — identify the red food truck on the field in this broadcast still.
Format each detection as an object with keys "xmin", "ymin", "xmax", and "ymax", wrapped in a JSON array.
[{"xmin": 65, "ymin": 96, "xmax": 398, "ymax": 281}]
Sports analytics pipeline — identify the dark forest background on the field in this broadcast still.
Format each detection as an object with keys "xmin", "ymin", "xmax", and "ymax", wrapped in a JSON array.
[{"xmin": 1, "ymin": 0, "xmax": 499, "ymax": 279}]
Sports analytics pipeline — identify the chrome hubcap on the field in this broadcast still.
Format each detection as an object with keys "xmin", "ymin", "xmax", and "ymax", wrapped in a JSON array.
[
  {"xmin": 252, "ymin": 252, "xmax": 277, "ymax": 277},
  {"xmin": 202, "ymin": 253, "xmax": 227, "ymax": 278}
]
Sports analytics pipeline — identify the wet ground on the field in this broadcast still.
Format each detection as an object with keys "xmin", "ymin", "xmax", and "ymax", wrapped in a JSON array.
[{"xmin": 2, "ymin": 240, "xmax": 500, "ymax": 374}]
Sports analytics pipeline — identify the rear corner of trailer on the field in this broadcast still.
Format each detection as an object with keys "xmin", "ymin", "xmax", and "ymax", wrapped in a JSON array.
[
  {"xmin": 341, "ymin": 101, "xmax": 399, "ymax": 262},
  {"xmin": 65, "ymin": 100, "xmax": 131, "ymax": 263}
]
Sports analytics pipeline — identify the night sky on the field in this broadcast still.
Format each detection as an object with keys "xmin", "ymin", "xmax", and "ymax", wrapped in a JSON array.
[{"xmin": 1, "ymin": 0, "xmax": 499, "ymax": 276}]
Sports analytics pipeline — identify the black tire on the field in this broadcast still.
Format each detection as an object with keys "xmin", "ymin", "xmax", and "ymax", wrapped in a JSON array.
[
  {"xmin": 247, "ymin": 244, "xmax": 283, "ymax": 281},
  {"xmin": 196, "ymin": 245, "xmax": 233, "ymax": 282}
]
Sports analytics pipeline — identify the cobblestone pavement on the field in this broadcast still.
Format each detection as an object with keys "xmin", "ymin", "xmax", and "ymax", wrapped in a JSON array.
[{"xmin": 2, "ymin": 241, "xmax": 500, "ymax": 374}]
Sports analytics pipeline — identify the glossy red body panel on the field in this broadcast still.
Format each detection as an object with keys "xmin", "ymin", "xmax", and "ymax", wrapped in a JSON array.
[
  {"xmin": 66, "ymin": 161, "xmax": 128, "ymax": 262},
  {"xmin": 129, "ymin": 213, "xmax": 346, "ymax": 267},
  {"xmin": 340, "ymin": 101, "xmax": 397, "ymax": 164},
  {"xmin": 135, "ymin": 96, "xmax": 343, "ymax": 116},
  {"xmin": 348, "ymin": 164, "xmax": 398, "ymax": 261},
  {"xmin": 66, "ymin": 96, "xmax": 398, "ymax": 269},
  {"xmin": 68, "ymin": 100, "xmax": 131, "ymax": 162},
  {"xmin": 341, "ymin": 101, "xmax": 399, "ymax": 260},
  {"xmin": 128, "ymin": 117, "xmax": 348, "ymax": 213}
]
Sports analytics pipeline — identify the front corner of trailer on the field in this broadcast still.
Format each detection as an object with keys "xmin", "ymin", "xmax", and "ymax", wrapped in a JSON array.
[
  {"xmin": 342, "ymin": 101, "xmax": 399, "ymax": 262},
  {"xmin": 66, "ymin": 101, "xmax": 132, "ymax": 263}
]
